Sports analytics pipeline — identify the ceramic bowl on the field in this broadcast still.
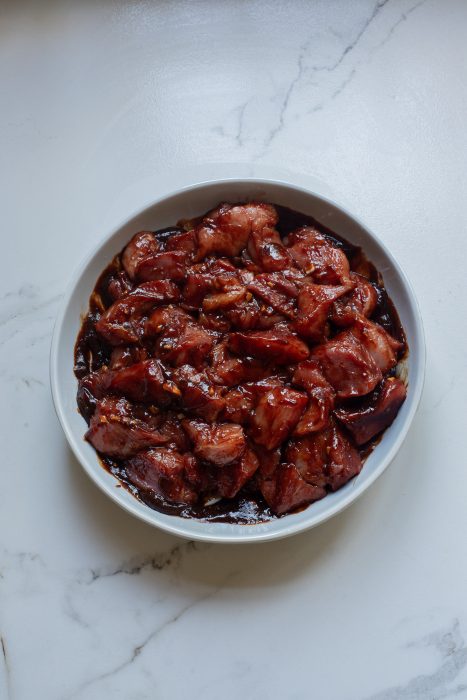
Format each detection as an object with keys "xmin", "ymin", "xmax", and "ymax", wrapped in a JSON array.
[{"xmin": 50, "ymin": 178, "xmax": 425, "ymax": 543}]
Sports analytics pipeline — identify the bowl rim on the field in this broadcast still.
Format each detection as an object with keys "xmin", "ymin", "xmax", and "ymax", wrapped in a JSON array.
[{"xmin": 50, "ymin": 175, "xmax": 426, "ymax": 543}]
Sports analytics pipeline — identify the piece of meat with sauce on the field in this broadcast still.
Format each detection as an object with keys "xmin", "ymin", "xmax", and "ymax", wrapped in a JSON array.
[
  {"xmin": 287, "ymin": 227, "xmax": 351, "ymax": 284},
  {"xmin": 122, "ymin": 231, "xmax": 159, "ymax": 280},
  {"xmin": 95, "ymin": 280, "xmax": 180, "ymax": 345},
  {"xmin": 335, "ymin": 376, "xmax": 407, "ymax": 445},
  {"xmin": 325, "ymin": 422, "xmax": 363, "ymax": 491},
  {"xmin": 228, "ymin": 326, "xmax": 309, "ymax": 364},
  {"xmin": 157, "ymin": 321, "xmax": 214, "ymax": 369},
  {"xmin": 106, "ymin": 359, "xmax": 180, "ymax": 406},
  {"xmin": 134, "ymin": 250, "xmax": 188, "ymax": 283},
  {"xmin": 260, "ymin": 463, "xmax": 326, "ymax": 516},
  {"xmin": 208, "ymin": 339, "xmax": 267, "ymax": 386},
  {"xmin": 247, "ymin": 274, "xmax": 297, "ymax": 318},
  {"xmin": 182, "ymin": 258, "xmax": 239, "ymax": 308},
  {"xmin": 125, "ymin": 448, "xmax": 198, "ymax": 505},
  {"xmin": 247, "ymin": 226, "xmax": 291, "ymax": 271},
  {"xmin": 172, "ymin": 365, "xmax": 225, "ymax": 421},
  {"xmin": 77, "ymin": 368, "xmax": 112, "ymax": 421},
  {"xmin": 292, "ymin": 361, "xmax": 335, "ymax": 434},
  {"xmin": 85, "ymin": 397, "xmax": 170, "ymax": 458},
  {"xmin": 195, "ymin": 202, "xmax": 278, "ymax": 261},
  {"xmin": 311, "ymin": 331, "xmax": 382, "ymax": 398},
  {"xmin": 286, "ymin": 421, "xmax": 362, "ymax": 492},
  {"xmin": 294, "ymin": 282, "xmax": 351, "ymax": 341},
  {"xmin": 107, "ymin": 270, "xmax": 133, "ymax": 301},
  {"xmin": 349, "ymin": 316, "xmax": 402, "ymax": 373},
  {"xmin": 183, "ymin": 419, "xmax": 246, "ymax": 466},
  {"xmin": 249, "ymin": 385, "xmax": 308, "ymax": 450},
  {"xmin": 331, "ymin": 273, "xmax": 377, "ymax": 326},
  {"xmin": 109, "ymin": 345, "xmax": 148, "ymax": 370},
  {"xmin": 215, "ymin": 447, "xmax": 259, "ymax": 498}
]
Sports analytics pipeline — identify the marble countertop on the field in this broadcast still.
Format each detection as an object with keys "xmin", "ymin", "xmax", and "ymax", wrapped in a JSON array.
[{"xmin": 1, "ymin": 1, "xmax": 467, "ymax": 698}]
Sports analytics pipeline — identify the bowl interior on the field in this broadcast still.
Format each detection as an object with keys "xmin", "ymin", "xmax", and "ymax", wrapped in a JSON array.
[{"xmin": 51, "ymin": 179, "xmax": 425, "ymax": 542}]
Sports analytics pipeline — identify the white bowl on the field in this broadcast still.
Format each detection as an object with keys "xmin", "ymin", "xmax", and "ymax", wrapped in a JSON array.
[{"xmin": 50, "ymin": 178, "xmax": 425, "ymax": 543}]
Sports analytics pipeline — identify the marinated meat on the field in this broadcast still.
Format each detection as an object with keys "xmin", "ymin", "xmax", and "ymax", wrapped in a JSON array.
[
  {"xmin": 75, "ymin": 201, "xmax": 407, "ymax": 520},
  {"xmin": 335, "ymin": 376, "xmax": 407, "ymax": 445}
]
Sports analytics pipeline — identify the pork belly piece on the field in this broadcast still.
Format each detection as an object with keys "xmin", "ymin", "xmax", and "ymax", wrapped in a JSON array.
[
  {"xmin": 228, "ymin": 326, "xmax": 309, "ymax": 363},
  {"xmin": 77, "ymin": 368, "xmax": 112, "ymax": 421},
  {"xmin": 109, "ymin": 345, "xmax": 148, "ymax": 370},
  {"xmin": 95, "ymin": 280, "xmax": 180, "ymax": 345},
  {"xmin": 157, "ymin": 322, "xmax": 214, "ymax": 369},
  {"xmin": 85, "ymin": 397, "xmax": 170, "ymax": 458},
  {"xmin": 195, "ymin": 202, "xmax": 278, "ymax": 260},
  {"xmin": 247, "ymin": 274, "xmax": 297, "ymax": 318},
  {"xmin": 287, "ymin": 226, "xmax": 351, "ymax": 284},
  {"xmin": 125, "ymin": 448, "xmax": 198, "ymax": 505},
  {"xmin": 134, "ymin": 250, "xmax": 188, "ymax": 282},
  {"xmin": 172, "ymin": 365, "xmax": 225, "ymax": 421},
  {"xmin": 349, "ymin": 316, "xmax": 403, "ymax": 373},
  {"xmin": 292, "ymin": 360, "xmax": 335, "ymax": 435},
  {"xmin": 122, "ymin": 231, "xmax": 159, "ymax": 280},
  {"xmin": 311, "ymin": 331, "xmax": 382, "ymax": 398},
  {"xmin": 208, "ymin": 339, "xmax": 267, "ymax": 386},
  {"xmin": 106, "ymin": 359, "xmax": 179, "ymax": 406},
  {"xmin": 182, "ymin": 258, "xmax": 239, "ymax": 308},
  {"xmin": 215, "ymin": 447, "xmax": 259, "ymax": 498},
  {"xmin": 294, "ymin": 282, "xmax": 351, "ymax": 342},
  {"xmin": 183, "ymin": 419, "xmax": 246, "ymax": 466},
  {"xmin": 165, "ymin": 229, "xmax": 197, "ymax": 255},
  {"xmin": 202, "ymin": 286, "xmax": 247, "ymax": 312},
  {"xmin": 107, "ymin": 270, "xmax": 133, "ymax": 301},
  {"xmin": 247, "ymin": 226, "xmax": 290, "ymax": 271},
  {"xmin": 227, "ymin": 299, "xmax": 289, "ymax": 331},
  {"xmin": 146, "ymin": 306, "xmax": 214, "ymax": 368},
  {"xmin": 249, "ymin": 386, "xmax": 307, "ymax": 450},
  {"xmin": 331, "ymin": 273, "xmax": 377, "ymax": 326},
  {"xmin": 286, "ymin": 422, "xmax": 362, "ymax": 492},
  {"xmin": 335, "ymin": 376, "xmax": 407, "ymax": 445},
  {"xmin": 260, "ymin": 463, "xmax": 326, "ymax": 516}
]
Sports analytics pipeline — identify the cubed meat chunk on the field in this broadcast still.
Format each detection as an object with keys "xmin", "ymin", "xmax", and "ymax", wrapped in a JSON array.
[
  {"xmin": 172, "ymin": 365, "xmax": 225, "ymax": 421},
  {"xmin": 286, "ymin": 422, "xmax": 362, "ymax": 491},
  {"xmin": 247, "ymin": 226, "xmax": 290, "ymax": 271},
  {"xmin": 335, "ymin": 376, "xmax": 407, "ymax": 445},
  {"xmin": 125, "ymin": 448, "xmax": 198, "ymax": 504},
  {"xmin": 349, "ymin": 317, "xmax": 403, "ymax": 373},
  {"xmin": 208, "ymin": 340, "xmax": 267, "ymax": 386},
  {"xmin": 311, "ymin": 331, "xmax": 382, "ymax": 398},
  {"xmin": 247, "ymin": 274, "xmax": 297, "ymax": 318},
  {"xmin": 228, "ymin": 327, "xmax": 309, "ymax": 363},
  {"xmin": 331, "ymin": 273, "xmax": 377, "ymax": 326},
  {"xmin": 292, "ymin": 361, "xmax": 335, "ymax": 434},
  {"xmin": 216, "ymin": 447, "xmax": 259, "ymax": 498},
  {"xmin": 183, "ymin": 419, "xmax": 246, "ymax": 466},
  {"xmin": 157, "ymin": 321, "xmax": 214, "ymax": 368},
  {"xmin": 134, "ymin": 250, "xmax": 188, "ymax": 282},
  {"xmin": 287, "ymin": 227, "xmax": 350, "ymax": 284},
  {"xmin": 95, "ymin": 280, "xmax": 180, "ymax": 345},
  {"xmin": 294, "ymin": 282, "xmax": 351, "ymax": 341},
  {"xmin": 195, "ymin": 202, "xmax": 278, "ymax": 261},
  {"xmin": 260, "ymin": 463, "xmax": 326, "ymax": 515},
  {"xmin": 107, "ymin": 270, "xmax": 133, "ymax": 301},
  {"xmin": 325, "ymin": 423, "xmax": 362, "ymax": 491},
  {"xmin": 122, "ymin": 231, "xmax": 159, "ymax": 280},
  {"xmin": 249, "ymin": 386, "xmax": 307, "ymax": 450},
  {"xmin": 85, "ymin": 397, "xmax": 169, "ymax": 458},
  {"xmin": 107, "ymin": 359, "xmax": 179, "ymax": 406}
]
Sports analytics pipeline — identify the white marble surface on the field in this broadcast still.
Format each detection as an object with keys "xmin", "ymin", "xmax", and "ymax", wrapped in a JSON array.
[{"xmin": 1, "ymin": 1, "xmax": 467, "ymax": 698}]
